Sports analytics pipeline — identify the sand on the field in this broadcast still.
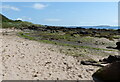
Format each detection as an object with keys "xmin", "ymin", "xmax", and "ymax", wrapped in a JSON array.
[{"xmin": 1, "ymin": 29, "xmax": 100, "ymax": 80}]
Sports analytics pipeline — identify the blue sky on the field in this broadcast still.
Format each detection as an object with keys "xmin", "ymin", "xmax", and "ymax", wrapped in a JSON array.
[{"xmin": 1, "ymin": 2, "xmax": 118, "ymax": 26}]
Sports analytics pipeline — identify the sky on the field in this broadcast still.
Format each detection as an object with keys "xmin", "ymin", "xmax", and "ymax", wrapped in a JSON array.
[{"xmin": 1, "ymin": 2, "xmax": 118, "ymax": 26}]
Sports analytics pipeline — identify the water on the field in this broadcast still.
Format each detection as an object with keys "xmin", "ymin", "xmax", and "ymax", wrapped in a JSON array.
[
  {"xmin": 83, "ymin": 26, "xmax": 119, "ymax": 29},
  {"xmin": 67, "ymin": 26, "xmax": 119, "ymax": 29}
]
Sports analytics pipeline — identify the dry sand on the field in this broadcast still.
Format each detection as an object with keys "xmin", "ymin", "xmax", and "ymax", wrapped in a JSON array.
[{"xmin": 1, "ymin": 29, "xmax": 100, "ymax": 80}]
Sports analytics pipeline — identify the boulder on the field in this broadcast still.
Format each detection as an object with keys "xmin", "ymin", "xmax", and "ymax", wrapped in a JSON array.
[
  {"xmin": 79, "ymin": 30, "xmax": 89, "ymax": 34},
  {"xmin": 92, "ymin": 31, "xmax": 97, "ymax": 34},
  {"xmin": 92, "ymin": 61, "xmax": 120, "ymax": 81},
  {"xmin": 28, "ymin": 25, "xmax": 38, "ymax": 30},
  {"xmin": 116, "ymin": 42, "xmax": 120, "ymax": 49},
  {"xmin": 99, "ymin": 55, "xmax": 120, "ymax": 63}
]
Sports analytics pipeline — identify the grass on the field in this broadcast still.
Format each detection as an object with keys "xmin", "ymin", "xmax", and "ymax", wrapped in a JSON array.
[
  {"xmin": 17, "ymin": 31, "xmax": 117, "ymax": 60},
  {"xmin": 18, "ymin": 32, "xmax": 115, "ymax": 51},
  {"xmin": 1, "ymin": 21, "xmax": 44, "ymax": 29},
  {"xmin": 38, "ymin": 32, "xmax": 74, "ymax": 41},
  {"xmin": 112, "ymin": 35, "xmax": 120, "ymax": 39},
  {"xmin": 18, "ymin": 32, "xmax": 36, "ymax": 40}
]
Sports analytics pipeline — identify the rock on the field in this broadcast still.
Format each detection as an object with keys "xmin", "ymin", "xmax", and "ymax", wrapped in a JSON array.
[
  {"xmin": 45, "ymin": 61, "xmax": 51, "ymax": 66},
  {"xmin": 92, "ymin": 31, "xmax": 97, "ymax": 34},
  {"xmin": 116, "ymin": 42, "xmax": 120, "ymax": 49},
  {"xmin": 81, "ymin": 61, "xmax": 104, "ymax": 67},
  {"xmin": 100, "ymin": 55, "xmax": 120, "ymax": 63},
  {"xmin": 87, "ymin": 69, "xmax": 94, "ymax": 71},
  {"xmin": 92, "ymin": 61, "xmax": 120, "ymax": 81},
  {"xmin": 81, "ymin": 60, "xmax": 97, "ymax": 64},
  {"xmin": 33, "ymin": 74, "xmax": 37, "ymax": 77},
  {"xmin": 79, "ymin": 30, "xmax": 89, "ymax": 34},
  {"xmin": 78, "ymin": 75, "xmax": 82, "ymax": 78},
  {"xmin": 28, "ymin": 25, "xmax": 38, "ymax": 30},
  {"xmin": 77, "ymin": 41, "xmax": 82, "ymax": 43}
]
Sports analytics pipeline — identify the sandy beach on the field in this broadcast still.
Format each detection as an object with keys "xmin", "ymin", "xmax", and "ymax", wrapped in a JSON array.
[
  {"xmin": 0, "ymin": 29, "xmax": 101, "ymax": 80},
  {"xmin": 1, "ymin": 2, "xmax": 119, "ymax": 81}
]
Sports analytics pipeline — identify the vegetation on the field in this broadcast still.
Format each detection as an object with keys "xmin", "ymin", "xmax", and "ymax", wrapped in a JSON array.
[
  {"xmin": 18, "ymin": 32, "xmax": 115, "ymax": 52},
  {"xmin": 0, "ymin": 14, "xmax": 44, "ymax": 29},
  {"xmin": 1, "ymin": 13, "xmax": 119, "ymax": 58}
]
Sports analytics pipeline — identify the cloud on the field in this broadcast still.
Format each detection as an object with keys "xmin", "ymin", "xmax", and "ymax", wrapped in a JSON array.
[
  {"xmin": 1, "ymin": 5, "xmax": 20, "ymax": 11},
  {"xmin": 16, "ymin": 18, "xmax": 23, "ymax": 20},
  {"xmin": 45, "ymin": 18, "xmax": 61, "ymax": 22},
  {"xmin": 16, "ymin": 17, "xmax": 32, "ymax": 21},
  {"xmin": 33, "ymin": 3, "xmax": 47, "ymax": 10}
]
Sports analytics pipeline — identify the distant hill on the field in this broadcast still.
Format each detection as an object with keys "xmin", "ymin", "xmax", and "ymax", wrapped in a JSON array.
[
  {"xmin": 0, "ymin": 14, "xmax": 44, "ymax": 29},
  {"xmin": 96, "ymin": 25, "xmax": 111, "ymax": 27},
  {"xmin": 0, "ymin": 14, "xmax": 14, "ymax": 22}
]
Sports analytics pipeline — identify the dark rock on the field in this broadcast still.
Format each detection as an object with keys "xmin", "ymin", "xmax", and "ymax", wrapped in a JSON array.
[
  {"xmin": 63, "ymin": 62, "xmax": 67, "ymax": 65},
  {"xmin": 87, "ymin": 69, "xmax": 94, "ymax": 71},
  {"xmin": 81, "ymin": 61, "xmax": 103, "ymax": 67},
  {"xmin": 77, "ymin": 41, "xmax": 82, "ymax": 43},
  {"xmin": 92, "ymin": 31, "xmax": 97, "ymax": 34},
  {"xmin": 100, "ymin": 55, "xmax": 120, "ymax": 63},
  {"xmin": 79, "ymin": 30, "xmax": 89, "ymax": 34},
  {"xmin": 78, "ymin": 75, "xmax": 82, "ymax": 78},
  {"xmin": 116, "ymin": 42, "xmax": 120, "ymax": 49},
  {"xmin": 45, "ymin": 61, "xmax": 51, "ymax": 65},
  {"xmin": 33, "ymin": 74, "xmax": 37, "ymax": 77},
  {"xmin": 49, "ymin": 38, "xmax": 55, "ymax": 40},
  {"xmin": 70, "ymin": 33, "xmax": 74, "ymax": 36},
  {"xmin": 92, "ymin": 61, "xmax": 120, "ymax": 81},
  {"xmin": 28, "ymin": 25, "xmax": 39, "ymax": 30}
]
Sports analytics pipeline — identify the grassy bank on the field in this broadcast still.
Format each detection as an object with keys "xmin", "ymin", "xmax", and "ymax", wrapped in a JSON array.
[{"xmin": 18, "ymin": 32, "xmax": 116, "ymax": 51}]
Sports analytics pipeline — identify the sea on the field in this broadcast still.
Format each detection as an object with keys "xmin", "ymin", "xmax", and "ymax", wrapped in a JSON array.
[{"xmin": 67, "ymin": 26, "xmax": 119, "ymax": 29}]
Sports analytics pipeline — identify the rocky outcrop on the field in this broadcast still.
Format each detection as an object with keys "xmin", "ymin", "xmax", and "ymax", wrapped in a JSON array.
[
  {"xmin": 92, "ymin": 61, "xmax": 120, "ymax": 81},
  {"xmin": 99, "ymin": 55, "xmax": 120, "ymax": 63}
]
